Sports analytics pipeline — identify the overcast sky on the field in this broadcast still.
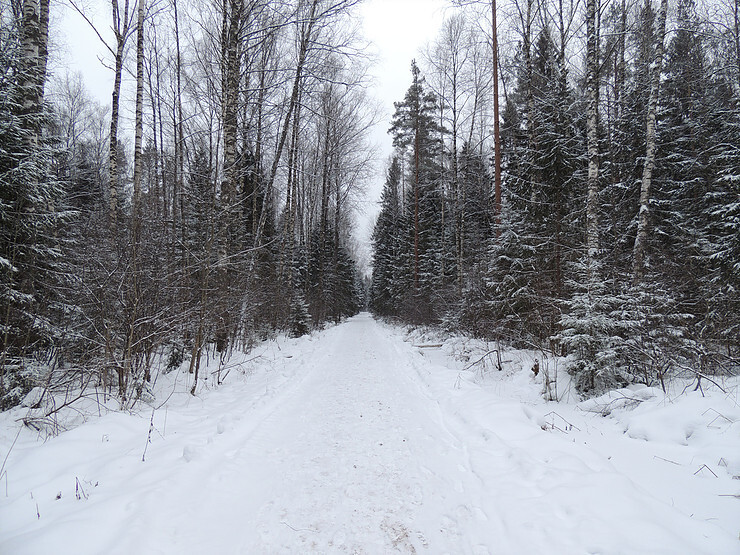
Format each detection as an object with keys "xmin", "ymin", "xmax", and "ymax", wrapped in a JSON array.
[
  {"xmin": 359, "ymin": 0, "xmax": 449, "ymax": 155},
  {"xmin": 356, "ymin": 0, "xmax": 450, "ymax": 258},
  {"xmin": 54, "ymin": 0, "xmax": 452, "ymax": 261}
]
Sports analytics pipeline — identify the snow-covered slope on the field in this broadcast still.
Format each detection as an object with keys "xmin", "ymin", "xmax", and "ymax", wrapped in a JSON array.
[{"xmin": 0, "ymin": 313, "xmax": 737, "ymax": 553}]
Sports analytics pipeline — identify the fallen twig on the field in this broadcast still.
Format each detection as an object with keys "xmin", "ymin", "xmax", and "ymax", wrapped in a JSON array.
[
  {"xmin": 75, "ymin": 477, "xmax": 88, "ymax": 500},
  {"xmin": 463, "ymin": 349, "xmax": 503, "ymax": 373},
  {"xmin": 542, "ymin": 411, "xmax": 580, "ymax": 432},
  {"xmin": 281, "ymin": 521, "xmax": 317, "ymax": 533},
  {"xmin": 694, "ymin": 464, "xmax": 718, "ymax": 478},
  {"xmin": 702, "ymin": 408, "xmax": 734, "ymax": 427}
]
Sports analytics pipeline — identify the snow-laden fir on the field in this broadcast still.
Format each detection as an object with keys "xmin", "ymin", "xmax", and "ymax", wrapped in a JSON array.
[{"xmin": 0, "ymin": 314, "xmax": 738, "ymax": 553}]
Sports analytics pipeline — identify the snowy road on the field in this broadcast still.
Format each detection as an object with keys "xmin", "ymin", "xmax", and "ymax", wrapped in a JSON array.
[
  {"xmin": 1, "ymin": 313, "xmax": 738, "ymax": 554},
  {"xmin": 132, "ymin": 313, "xmax": 501, "ymax": 553}
]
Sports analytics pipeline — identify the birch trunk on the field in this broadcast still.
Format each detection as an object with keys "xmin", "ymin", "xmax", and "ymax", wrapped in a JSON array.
[
  {"xmin": 735, "ymin": 0, "xmax": 739, "ymax": 91},
  {"xmin": 120, "ymin": 0, "xmax": 145, "ymax": 395},
  {"xmin": 132, "ymin": 0, "xmax": 145, "ymax": 221},
  {"xmin": 585, "ymin": 0, "xmax": 601, "ymax": 273},
  {"xmin": 19, "ymin": 0, "xmax": 49, "ymax": 146},
  {"xmin": 173, "ymin": 0, "xmax": 185, "ymax": 251},
  {"xmin": 524, "ymin": 0, "xmax": 535, "ymax": 153},
  {"xmin": 258, "ymin": 0, "xmax": 320, "ymax": 248},
  {"xmin": 109, "ymin": 0, "xmax": 132, "ymax": 229},
  {"xmin": 145, "ymin": 35, "xmax": 161, "ymax": 219},
  {"xmin": 632, "ymin": 0, "xmax": 668, "ymax": 283},
  {"xmin": 491, "ymin": 0, "xmax": 502, "ymax": 235},
  {"xmin": 220, "ymin": 0, "xmax": 243, "ymax": 265}
]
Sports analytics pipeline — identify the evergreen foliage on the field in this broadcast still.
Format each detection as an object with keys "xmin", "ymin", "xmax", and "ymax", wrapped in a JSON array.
[
  {"xmin": 384, "ymin": 61, "xmax": 448, "ymax": 323},
  {"xmin": 1, "ymin": 0, "xmax": 738, "ymax": 410},
  {"xmin": 371, "ymin": 157, "xmax": 404, "ymax": 317},
  {"xmin": 0, "ymin": 16, "xmax": 68, "ymax": 408},
  {"xmin": 370, "ymin": 2, "xmax": 740, "ymax": 396}
]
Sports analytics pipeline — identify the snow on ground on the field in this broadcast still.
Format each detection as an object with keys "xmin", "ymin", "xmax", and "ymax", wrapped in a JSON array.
[{"xmin": 0, "ymin": 313, "xmax": 738, "ymax": 554}]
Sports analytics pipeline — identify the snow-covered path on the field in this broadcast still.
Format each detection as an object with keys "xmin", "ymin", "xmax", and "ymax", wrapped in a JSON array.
[
  {"xmin": 128, "ymin": 314, "xmax": 498, "ymax": 553},
  {"xmin": 1, "ymin": 313, "xmax": 738, "ymax": 554}
]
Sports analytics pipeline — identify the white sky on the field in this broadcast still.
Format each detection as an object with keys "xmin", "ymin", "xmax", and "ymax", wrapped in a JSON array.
[
  {"xmin": 358, "ymin": 0, "xmax": 449, "ymax": 159},
  {"xmin": 53, "ymin": 2, "xmax": 112, "ymax": 104},
  {"xmin": 53, "ymin": 0, "xmax": 452, "ymax": 262},
  {"xmin": 356, "ymin": 0, "xmax": 450, "ymax": 262}
]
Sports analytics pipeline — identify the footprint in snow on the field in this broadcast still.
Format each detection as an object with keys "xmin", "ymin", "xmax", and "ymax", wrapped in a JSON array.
[{"xmin": 182, "ymin": 445, "xmax": 203, "ymax": 462}]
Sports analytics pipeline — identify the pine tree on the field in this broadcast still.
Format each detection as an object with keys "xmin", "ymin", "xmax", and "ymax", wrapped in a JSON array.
[
  {"xmin": 388, "ymin": 60, "xmax": 447, "ymax": 322},
  {"xmin": 694, "ymin": 15, "xmax": 740, "ymax": 355},
  {"xmin": 458, "ymin": 142, "xmax": 491, "ymax": 270},
  {"xmin": 652, "ymin": 0, "xmax": 715, "ymax": 327},
  {"xmin": 288, "ymin": 291, "xmax": 311, "ymax": 338},
  {"xmin": 453, "ymin": 142, "xmax": 492, "ymax": 333}
]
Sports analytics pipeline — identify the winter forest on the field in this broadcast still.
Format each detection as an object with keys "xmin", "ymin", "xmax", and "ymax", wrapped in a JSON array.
[
  {"xmin": 372, "ymin": 0, "xmax": 740, "ymax": 393},
  {"xmin": 1, "ymin": 0, "xmax": 740, "ymax": 551},
  {"xmin": 1, "ymin": 0, "xmax": 739, "ymax": 407}
]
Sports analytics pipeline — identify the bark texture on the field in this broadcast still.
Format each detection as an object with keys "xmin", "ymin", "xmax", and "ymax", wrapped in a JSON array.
[
  {"xmin": 632, "ymin": 0, "xmax": 668, "ymax": 283},
  {"xmin": 109, "ymin": 0, "xmax": 132, "ymax": 228},
  {"xmin": 19, "ymin": 0, "xmax": 50, "ymax": 145},
  {"xmin": 585, "ymin": 0, "xmax": 601, "ymax": 271}
]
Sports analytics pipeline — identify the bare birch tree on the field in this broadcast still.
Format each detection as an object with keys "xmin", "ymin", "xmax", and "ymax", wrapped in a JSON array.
[
  {"xmin": 585, "ymin": 0, "xmax": 601, "ymax": 276},
  {"xmin": 69, "ymin": 0, "xmax": 138, "ymax": 227},
  {"xmin": 632, "ymin": 0, "xmax": 669, "ymax": 283},
  {"xmin": 19, "ymin": 0, "xmax": 50, "ymax": 146}
]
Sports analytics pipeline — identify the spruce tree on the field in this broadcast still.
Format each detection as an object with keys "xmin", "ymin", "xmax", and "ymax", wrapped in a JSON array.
[
  {"xmin": 0, "ymin": 12, "xmax": 66, "ymax": 408},
  {"xmin": 486, "ymin": 29, "xmax": 583, "ymax": 345},
  {"xmin": 371, "ymin": 158, "xmax": 404, "ymax": 317},
  {"xmin": 651, "ymin": 0, "xmax": 718, "ymax": 347}
]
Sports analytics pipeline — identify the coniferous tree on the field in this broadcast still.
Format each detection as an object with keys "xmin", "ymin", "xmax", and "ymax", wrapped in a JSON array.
[
  {"xmin": 485, "ymin": 28, "xmax": 584, "ymax": 345},
  {"xmin": 601, "ymin": 0, "xmax": 654, "ymax": 278},
  {"xmin": 0, "ymin": 7, "xmax": 67, "ymax": 408},
  {"xmin": 702, "ymin": 83, "xmax": 740, "ymax": 354},
  {"xmin": 652, "ymin": 0, "xmax": 713, "ymax": 308},
  {"xmin": 371, "ymin": 158, "xmax": 405, "ymax": 317},
  {"xmin": 388, "ymin": 61, "xmax": 447, "ymax": 322}
]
